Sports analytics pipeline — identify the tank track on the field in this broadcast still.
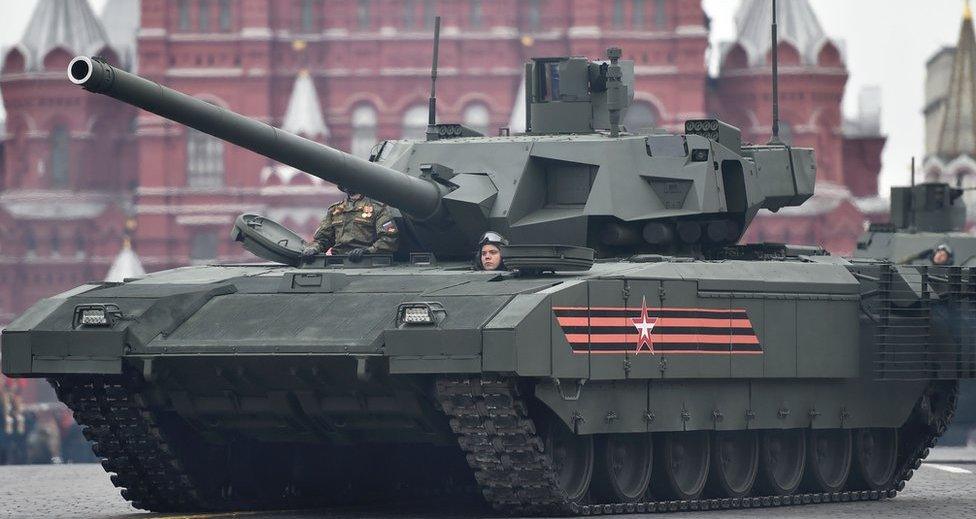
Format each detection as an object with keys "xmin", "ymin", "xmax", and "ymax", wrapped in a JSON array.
[
  {"xmin": 435, "ymin": 376, "xmax": 957, "ymax": 516},
  {"xmin": 49, "ymin": 374, "xmax": 477, "ymax": 513},
  {"xmin": 49, "ymin": 376, "xmax": 206, "ymax": 513},
  {"xmin": 45, "ymin": 373, "xmax": 956, "ymax": 515}
]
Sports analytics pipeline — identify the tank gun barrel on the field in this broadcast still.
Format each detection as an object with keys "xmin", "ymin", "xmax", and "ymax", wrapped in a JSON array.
[{"xmin": 67, "ymin": 56, "xmax": 445, "ymax": 219}]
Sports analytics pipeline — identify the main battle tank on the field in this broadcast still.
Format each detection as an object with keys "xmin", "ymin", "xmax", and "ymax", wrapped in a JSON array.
[
  {"xmin": 856, "ymin": 182, "xmax": 976, "ymax": 446},
  {"xmin": 1, "ymin": 49, "xmax": 974, "ymax": 516}
]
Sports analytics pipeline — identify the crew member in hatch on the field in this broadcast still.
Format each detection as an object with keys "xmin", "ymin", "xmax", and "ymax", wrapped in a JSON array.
[
  {"xmin": 932, "ymin": 244, "xmax": 954, "ymax": 266},
  {"xmin": 302, "ymin": 187, "xmax": 399, "ymax": 262},
  {"xmin": 899, "ymin": 243, "xmax": 955, "ymax": 266},
  {"xmin": 476, "ymin": 231, "xmax": 508, "ymax": 271}
]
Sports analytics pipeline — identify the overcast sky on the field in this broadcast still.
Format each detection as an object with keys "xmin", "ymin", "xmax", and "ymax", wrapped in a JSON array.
[{"xmin": 0, "ymin": 0, "xmax": 965, "ymax": 195}]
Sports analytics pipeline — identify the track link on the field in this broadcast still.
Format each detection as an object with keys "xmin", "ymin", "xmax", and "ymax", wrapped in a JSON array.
[
  {"xmin": 435, "ymin": 376, "xmax": 957, "ymax": 516},
  {"xmin": 50, "ymin": 376, "xmax": 205, "ymax": 513}
]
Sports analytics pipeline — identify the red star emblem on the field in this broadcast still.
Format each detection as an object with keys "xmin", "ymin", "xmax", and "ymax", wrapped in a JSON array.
[{"xmin": 630, "ymin": 296, "xmax": 657, "ymax": 353}]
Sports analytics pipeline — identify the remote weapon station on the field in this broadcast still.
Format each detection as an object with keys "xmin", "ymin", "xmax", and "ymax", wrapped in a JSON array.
[{"xmin": 2, "ymin": 8, "xmax": 974, "ymax": 516}]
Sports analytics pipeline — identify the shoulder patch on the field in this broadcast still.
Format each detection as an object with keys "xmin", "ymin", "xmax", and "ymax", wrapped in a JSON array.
[{"xmin": 382, "ymin": 220, "xmax": 398, "ymax": 233}]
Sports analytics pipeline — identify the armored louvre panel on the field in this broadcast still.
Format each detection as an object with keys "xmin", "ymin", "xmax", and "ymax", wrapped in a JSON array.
[{"xmin": 873, "ymin": 264, "xmax": 976, "ymax": 380}]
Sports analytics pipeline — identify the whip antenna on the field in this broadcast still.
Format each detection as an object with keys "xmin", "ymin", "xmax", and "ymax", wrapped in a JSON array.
[
  {"xmin": 426, "ymin": 16, "xmax": 442, "ymax": 140},
  {"xmin": 768, "ymin": 0, "xmax": 782, "ymax": 145},
  {"xmin": 910, "ymin": 156, "xmax": 917, "ymax": 231}
]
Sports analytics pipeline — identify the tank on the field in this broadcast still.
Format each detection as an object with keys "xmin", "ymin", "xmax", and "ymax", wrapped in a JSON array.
[
  {"xmin": 0, "ymin": 50, "xmax": 973, "ymax": 515},
  {"xmin": 856, "ymin": 182, "xmax": 976, "ymax": 446}
]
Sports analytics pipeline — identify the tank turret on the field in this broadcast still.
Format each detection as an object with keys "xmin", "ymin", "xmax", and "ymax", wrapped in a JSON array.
[
  {"xmin": 68, "ymin": 50, "xmax": 816, "ymax": 259},
  {"xmin": 889, "ymin": 182, "xmax": 967, "ymax": 232},
  {"xmin": 856, "ymin": 182, "xmax": 976, "ymax": 266}
]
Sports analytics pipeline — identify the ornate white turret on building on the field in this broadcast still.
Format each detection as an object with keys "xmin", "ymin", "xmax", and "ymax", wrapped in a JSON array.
[{"xmin": 9, "ymin": 0, "xmax": 114, "ymax": 71}]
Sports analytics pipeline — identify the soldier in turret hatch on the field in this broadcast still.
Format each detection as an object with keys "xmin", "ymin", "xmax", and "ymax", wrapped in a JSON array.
[
  {"xmin": 899, "ymin": 243, "xmax": 955, "ymax": 266},
  {"xmin": 475, "ymin": 231, "xmax": 508, "ymax": 271},
  {"xmin": 302, "ymin": 187, "xmax": 399, "ymax": 262}
]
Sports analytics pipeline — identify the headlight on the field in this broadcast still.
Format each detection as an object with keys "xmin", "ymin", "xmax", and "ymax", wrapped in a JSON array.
[
  {"xmin": 73, "ymin": 304, "xmax": 121, "ymax": 328},
  {"xmin": 396, "ymin": 302, "xmax": 445, "ymax": 326},
  {"xmin": 81, "ymin": 308, "xmax": 108, "ymax": 325},
  {"xmin": 402, "ymin": 306, "xmax": 432, "ymax": 323}
]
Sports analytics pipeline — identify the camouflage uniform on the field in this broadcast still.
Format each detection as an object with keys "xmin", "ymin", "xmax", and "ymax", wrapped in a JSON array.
[{"xmin": 308, "ymin": 197, "xmax": 399, "ymax": 254}]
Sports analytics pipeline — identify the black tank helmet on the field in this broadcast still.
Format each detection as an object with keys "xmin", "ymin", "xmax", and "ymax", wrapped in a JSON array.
[{"xmin": 475, "ymin": 231, "xmax": 508, "ymax": 270}]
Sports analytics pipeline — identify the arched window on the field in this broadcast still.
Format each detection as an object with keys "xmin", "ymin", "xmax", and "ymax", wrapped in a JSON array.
[
  {"xmin": 219, "ymin": 0, "xmax": 232, "ymax": 31},
  {"xmin": 351, "ymin": 105, "xmax": 378, "ymax": 158},
  {"xmin": 525, "ymin": 0, "xmax": 542, "ymax": 30},
  {"xmin": 186, "ymin": 127, "xmax": 225, "ymax": 187},
  {"xmin": 401, "ymin": 105, "xmax": 428, "ymax": 140},
  {"xmin": 403, "ymin": 0, "xmax": 415, "ymax": 29},
  {"xmin": 299, "ymin": 0, "xmax": 317, "ymax": 32},
  {"xmin": 463, "ymin": 103, "xmax": 491, "ymax": 136},
  {"xmin": 24, "ymin": 229, "xmax": 36, "ymax": 254},
  {"xmin": 424, "ymin": 0, "xmax": 436, "ymax": 29},
  {"xmin": 178, "ymin": 0, "xmax": 190, "ymax": 30},
  {"xmin": 623, "ymin": 102, "xmax": 659, "ymax": 133},
  {"xmin": 75, "ymin": 232, "xmax": 87, "ymax": 259},
  {"xmin": 613, "ymin": 0, "xmax": 624, "ymax": 25},
  {"xmin": 654, "ymin": 0, "xmax": 667, "ymax": 29},
  {"xmin": 49, "ymin": 125, "xmax": 70, "ymax": 188},
  {"xmin": 470, "ymin": 0, "xmax": 483, "ymax": 28},
  {"xmin": 50, "ymin": 231, "xmax": 61, "ymax": 257},
  {"xmin": 357, "ymin": 0, "xmax": 371, "ymax": 29},
  {"xmin": 199, "ymin": 0, "xmax": 211, "ymax": 31}
]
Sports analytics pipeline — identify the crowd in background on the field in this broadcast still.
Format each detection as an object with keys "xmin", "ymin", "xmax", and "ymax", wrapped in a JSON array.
[{"xmin": 0, "ymin": 377, "xmax": 94, "ymax": 465}]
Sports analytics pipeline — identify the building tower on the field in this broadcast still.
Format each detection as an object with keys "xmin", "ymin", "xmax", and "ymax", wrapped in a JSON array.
[
  {"xmin": 713, "ymin": 0, "xmax": 886, "ymax": 254},
  {"xmin": 0, "ymin": 0, "xmax": 135, "ymax": 322},
  {"xmin": 924, "ymin": 1, "xmax": 976, "ymax": 220},
  {"xmin": 712, "ymin": 0, "xmax": 848, "ymax": 183}
]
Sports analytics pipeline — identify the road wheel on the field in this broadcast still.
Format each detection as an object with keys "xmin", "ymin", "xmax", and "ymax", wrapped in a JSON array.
[
  {"xmin": 653, "ymin": 431, "xmax": 710, "ymax": 500},
  {"xmin": 756, "ymin": 429, "xmax": 806, "ymax": 495},
  {"xmin": 707, "ymin": 430, "xmax": 758, "ymax": 497},
  {"xmin": 592, "ymin": 433, "xmax": 653, "ymax": 503},
  {"xmin": 542, "ymin": 418, "xmax": 593, "ymax": 506},
  {"xmin": 850, "ymin": 428, "xmax": 898, "ymax": 490},
  {"xmin": 803, "ymin": 428, "xmax": 852, "ymax": 492}
]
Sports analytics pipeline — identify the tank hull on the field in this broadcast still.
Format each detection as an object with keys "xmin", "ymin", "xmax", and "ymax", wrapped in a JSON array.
[{"xmin": 2, "ymin": 257, "xmax": 970, "ymax": 513}]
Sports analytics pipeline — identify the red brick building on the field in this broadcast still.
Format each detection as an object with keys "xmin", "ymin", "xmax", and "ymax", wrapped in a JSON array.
[{"xmin": 0, "ymin": 0, "xmax": 885, "ymax": 326}]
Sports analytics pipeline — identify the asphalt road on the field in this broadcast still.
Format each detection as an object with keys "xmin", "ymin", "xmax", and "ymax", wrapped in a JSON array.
[{"xmin": 1, "ymin": 455, "xmax": 975, "ymax": 519}]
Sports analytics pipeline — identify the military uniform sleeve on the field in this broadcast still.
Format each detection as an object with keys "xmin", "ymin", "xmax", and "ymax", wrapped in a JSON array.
[
  {"xmin": 309, "ymin": 207, "xmax": 338, "ymax": 252},
  {"xmin": 367, "ymin": 204, "xmax": 399, "ymax": 253}
]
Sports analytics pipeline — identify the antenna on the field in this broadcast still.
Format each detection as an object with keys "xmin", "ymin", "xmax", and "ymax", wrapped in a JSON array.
[
  {"xmin": 911, "ymin": 156, "xmax": 916, "ymax": 188},
  {"xmin": 910, "ymin": 156, "xmax": 917, "ymax": 231},
  {"xmin": 425, "ymin": 16, "xmax": 442, "ymax": 141},
  {"xmin": 767, "ymin": 0, "xmax": 782, "ymax": 145}
]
